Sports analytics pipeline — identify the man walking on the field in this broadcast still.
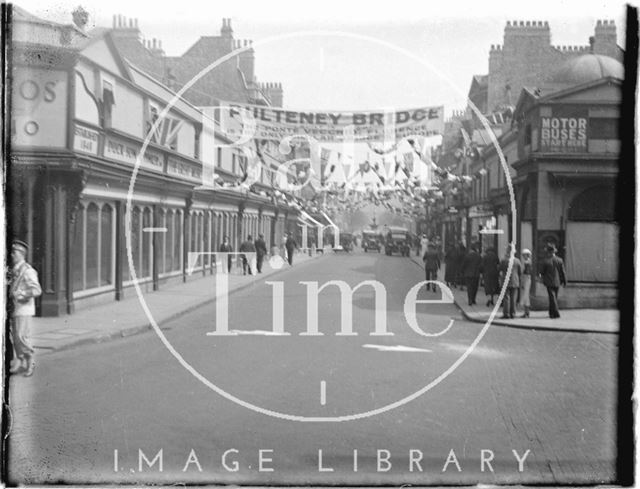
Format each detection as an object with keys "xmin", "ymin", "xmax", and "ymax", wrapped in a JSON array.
[
  {"xmin": 239, "ymin": 235, "xmax": 256, "ymax": 275},
  {"xmin": 254, "ymin": 234, "xmax": 267, "ymax": 273},
  {"xmin": 498, "ymin": 245, "xmax": 522, "ymax": 319},
  {"xmin": 285, "ymin": 233, "xmax": 297, "ymax": 266},
  {"xmin": 10, "ymin": 240, "xmax": 42, "ymax": 377},
  {"xmin": 422, "ymin": 243, "xmax": 440, "ymax": 292},
  {"xmin": 539, "ymin": 243, "xmax": 567, "ymax": 318},
  {"xmin": 461, "ymin": 244, "xmax": 483, "ymax": 305}
]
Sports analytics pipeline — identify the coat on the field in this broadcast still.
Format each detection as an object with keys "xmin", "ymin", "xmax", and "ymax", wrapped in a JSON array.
[
  {"xmin": 498, "ymin": 257, "xmax": 522, "ymax": 288},
  {"xmin": 461, "ymin": 250, "xmax": 482, "ymax": 278},
  {"xmin": 285, "ymin": 237, "xmax": 297, "ymax": 251},
  {"xmin": 540, "ymin": 255, "xmax": 567, "ymax": 288},
  {"xmin": 481, "ymin": 251, "xmax": 500, "ymax": 295},
  {"xmin": 423, "ymin": 249, "xmax": 440, "ymax": 271},
  {"xmin": 254, "ymin": 238, "xmax": 267, "ymax": 257},
  {"xmin": 444, "ymin": 249, "xmax": 457, "ymax": 282},
  {"xmin": 11, "ymin": 260, "xmax": 42, "ymax": 317}
]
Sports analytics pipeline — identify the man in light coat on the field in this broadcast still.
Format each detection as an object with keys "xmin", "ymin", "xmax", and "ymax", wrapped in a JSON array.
[{"xmin": 10, "ymin": 240, "xmax": 42, "ymax": 376}]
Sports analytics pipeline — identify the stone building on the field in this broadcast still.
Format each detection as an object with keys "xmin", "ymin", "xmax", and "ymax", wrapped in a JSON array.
[{"xmin": 468, "ymin": 19, "xmax": 622, "ymax": 118}]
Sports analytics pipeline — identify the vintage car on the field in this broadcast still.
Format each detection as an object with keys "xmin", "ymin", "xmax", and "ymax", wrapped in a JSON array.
[
  {"xmin": 384, "ymin": 227, "xmax": 412, "ymax": 256},
  {"xmin": 362, "ymin": 230, "xmax": 381, "ymax": 252},
  {"xmin": 334, "ymin": 232, "xmax": 354, "ymax": 252}
]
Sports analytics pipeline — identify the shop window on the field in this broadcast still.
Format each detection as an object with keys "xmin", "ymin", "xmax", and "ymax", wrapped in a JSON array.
[
  {"xmin": 174, "ymin": 211, "xmax": 183, "ymax": 272},
  {"xmin": 86, "ymin": 203, "xmax": 100, "ymax": 289},
  {"xmin": 142, "ymin": 207, "xmax": 152, "ymax": 278},
  {"xmin": 100, "ymin": 205, "xmax": 114, "ymax": 286},
  {"xmin": 72, "ymin": 205, "xmax": 85, "ymax": 292},
  {"xmin": 126, "ymin": 207, "xmax": 141, "ymax": 282},
  {"xmin": 164, "ymin": 210, "xmax": 174, "ymax": 273}
]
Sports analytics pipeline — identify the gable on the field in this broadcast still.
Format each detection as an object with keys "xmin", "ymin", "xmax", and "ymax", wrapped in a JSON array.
[{"xmin": 81, "ymin": 38, "xmax": 126, "ymax": 77}]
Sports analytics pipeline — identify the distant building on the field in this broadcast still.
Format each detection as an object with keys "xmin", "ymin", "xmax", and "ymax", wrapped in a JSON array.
[
  {"xmin": 106, "ymin": 15, "xmax": 283, "ymax": 107},
  {"xmin": 469, "ymin": 19, "xmax": 622, "ymax": 116}
]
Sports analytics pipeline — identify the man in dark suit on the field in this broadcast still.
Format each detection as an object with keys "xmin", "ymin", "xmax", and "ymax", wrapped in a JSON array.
[
  {"xmin": 539, "ymin": 243, "xmax": 567, "ymax": 318},
  {"xmin": 254, "ymin": 234, "xmax": 268, "ymax": 273},
  {"xmin": 239, "ymin": 235, "xmax": 256, "ymax": 275},
  {"xmin": 498, "ymin": 245, "xmax": 522, "ymax": 319},
  {"xmin": 422, "ymin": 243, "xmax": 441, "ymax": 292},
  {"xmin": 461, "ymin": 244, "xmax": 483, "ymax": 305}
]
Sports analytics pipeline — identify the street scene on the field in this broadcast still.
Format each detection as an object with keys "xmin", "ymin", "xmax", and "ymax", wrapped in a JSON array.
[{"xmin": 4, "ymin": 0, "xmax": 631, "ymax": 486}]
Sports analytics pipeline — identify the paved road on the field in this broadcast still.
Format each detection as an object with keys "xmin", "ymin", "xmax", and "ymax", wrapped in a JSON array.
[{"xmin": 7, "ymin": 249, "xmax": 617, "ymax": 485}]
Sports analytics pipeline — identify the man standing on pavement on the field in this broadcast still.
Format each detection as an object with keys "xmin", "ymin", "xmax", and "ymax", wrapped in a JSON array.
[
  {"xmin": 422, "ymin": 243, "xmax": 440, "ymax": 292},
  {"xmin": 9, "ymin": 239, "xmax": 42, "ymax": 377},
  {"xmin": 254, "ymin": 234, "xmax": 267, "ymax": 273},
  {"xmin": 539, "ymin": 243, "xmax": 567, "ymax": 318},
  {"xmin": 461, "ymin": 244, "xmax": 483, "ymax": 305},
  {"xmin": 285, "ymin": 233, "xmax": 297, "ymax": 266},
  {"xmin": 498, "ymin": 245, "xmax": 522, "ymax": 319},
  {"xmin": 218, "ymin": 235, "xmax": 233, "ymax": 273},
  {"xmin": 239, "ymin": 235, "xmax": 256, "ymax": 275}
]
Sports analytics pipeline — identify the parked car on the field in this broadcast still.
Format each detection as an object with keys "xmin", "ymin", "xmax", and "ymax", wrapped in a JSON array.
[
  {"xmin": 384, "ymin": 227, "xmax": 411, "ymax": 256},
  {"xmin": 362, "ymin": 230, "xmax": 381, "ymax": 252},
  {"xmin": 335, "ymin": 232, "xmax": 354, "ymax": 252}
]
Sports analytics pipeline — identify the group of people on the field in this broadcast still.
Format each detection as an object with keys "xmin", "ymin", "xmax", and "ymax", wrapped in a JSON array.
[
  {"xmin": 218, "ymin": 233, "xmax": 299, "ymax": 275},
  {"xmin": 427, "ymin": 241, "xmax": 567, "ymax": 319}
]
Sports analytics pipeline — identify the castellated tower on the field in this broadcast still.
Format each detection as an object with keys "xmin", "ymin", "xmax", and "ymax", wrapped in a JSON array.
[{"xmin": 488, "ymin": 20, "xmax": 554, "ymax": 111}]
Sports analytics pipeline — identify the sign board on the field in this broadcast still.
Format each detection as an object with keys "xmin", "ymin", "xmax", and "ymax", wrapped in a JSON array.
[
  {"xmin": 218, "ymin": 102, "xmax": 444, "ymax": 143},
  {"xmin": 104, "ymin": 137, "xmax": 164, "ymax": 172},
  {"xmin": 539, "ymin": 107, "xmax": 588, "ymax": 153},
  {"xmin": 11, "ymin": 68, "xmax": 68, "ymax": 148},
  {"xmin": 73, "ymin": 124, "xmax": 99, "ymax": 155},
  {"xmin": 167, "ymin": 156, "xmax": 202, "ymax": 182}
]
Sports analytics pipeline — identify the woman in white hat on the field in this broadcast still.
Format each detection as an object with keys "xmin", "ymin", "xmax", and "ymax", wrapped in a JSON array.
[{"xmin": 520, "ymin": 248, "xmax": 532, "ymax": 317}]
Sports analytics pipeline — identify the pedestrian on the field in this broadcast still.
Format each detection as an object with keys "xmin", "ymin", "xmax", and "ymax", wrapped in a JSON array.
[
  {"xmin": 254, "ymin": 234, "xmax": 267, "ymax": 273},
  {"xmin": 539, "ymin": 243, "xmax": 567, "ymax": 319},
  {"xmin": 239, "ymin": 235, "xmax": 256, "ymax": 275},
  {"xmin": 461, "ymin": 244, "xmax": 483, "ymax": 305},
  {"xmin": 9, "ymin": 239, "xmax": 42, "ymax": 377},
  {"xmin": 285, "ymin": 233, "xmax": 297, "ymax": 266},
  {"xmin": 420, "ymin": 234, "xmax": 429, "ymax": 256},
  {"xmin": 422, "ymin": 243, "xmax": 441, "ymax": 292},
  {"xmin": 519, "ymin": 248, "xmax": 533, "ymax": 317},
  {"xmin": 444, "ymin": 245, "xmax": 456, "ymax": 287},
  {"xmin": 481, "ymin": 247, "xmax": 500, "ymax": 306},
  {"xmin": 455, "ymin": 243, "xmax": 467, "ymax": 290},
  {"xmin": 498, "ymin": 245, "xmax": 522, "ymax": 319},
  {"xmin": 218, "ymin": 235, "xmax": 233, "ymax": 273}
]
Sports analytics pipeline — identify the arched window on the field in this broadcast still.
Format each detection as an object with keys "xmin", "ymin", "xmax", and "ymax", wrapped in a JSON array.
[
  {"xmin": 86, "ymin": 203, "xmax": 100, "ymax": 289},
  {"xmin": 174, "ymin": 210, "xmax": 183, "ymax": 272},
  {"xmin": 72, "ymin": 203, "xmax": 85, "ymax": 292},
  {"xmin": 101, "ymin": 204, "xmax": 114, "ymax": 286},
  {"xmin": 142, "ymin": 207, "xmax": 152, "ymax": 278},
  {"xmin": 568, "ymin": 184, "xmax": 616, "ymax": 222},
  {"xmin": 164, "ymin": 209, "xmax": 174, "ymax": 273}
]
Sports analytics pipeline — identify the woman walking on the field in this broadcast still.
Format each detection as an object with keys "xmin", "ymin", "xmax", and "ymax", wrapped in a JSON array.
[
  {"xmin": 481, "ymin": 247, "xmax": 500, "ymax": 306},
  {"xmin": 520, "ymin": 248, "xmax": 533, "ymax": 317}
]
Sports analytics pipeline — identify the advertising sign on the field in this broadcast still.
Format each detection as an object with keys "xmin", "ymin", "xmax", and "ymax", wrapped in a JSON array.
[{"xmin": 539, "ymin": 107, "xmax": 588, "ymax": 153}]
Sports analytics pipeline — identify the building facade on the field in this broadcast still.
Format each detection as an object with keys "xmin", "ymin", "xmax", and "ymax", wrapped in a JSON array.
[{"xmin": 9, "ymin": 7, "xmax": 300, "ymax": 316}]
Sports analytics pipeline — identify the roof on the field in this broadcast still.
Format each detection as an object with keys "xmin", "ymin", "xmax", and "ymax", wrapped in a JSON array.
[{"xmin": 547, "ymin": 54, "xmax": 624, "ymax": 85}]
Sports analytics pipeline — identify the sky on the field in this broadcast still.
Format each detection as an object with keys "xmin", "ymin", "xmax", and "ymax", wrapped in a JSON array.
[{"xmin": 14, "ymin": 0, "xmax": 631, "ymax": 116}]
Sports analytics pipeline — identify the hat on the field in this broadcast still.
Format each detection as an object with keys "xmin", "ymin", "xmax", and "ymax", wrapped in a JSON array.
[
  {"xmin": 12, "ymin": 239, "xmax": 29, "ymax": 253},
  {"xmin": 545, "ymin": 243, "xmax": 557, "ymax": 253},
  {"xmin": 522, "ymin": 248, "xmax": 531, "ymax": 255}
]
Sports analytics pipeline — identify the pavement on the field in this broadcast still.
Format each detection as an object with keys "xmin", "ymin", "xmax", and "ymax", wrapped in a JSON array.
[
  {"xmin": 29, "ymin": 249, "xmax": 326, "ymax": 353},
  {"xmin": 407, "ymin": 253, "xmax": 619, "ymax": 335}
]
